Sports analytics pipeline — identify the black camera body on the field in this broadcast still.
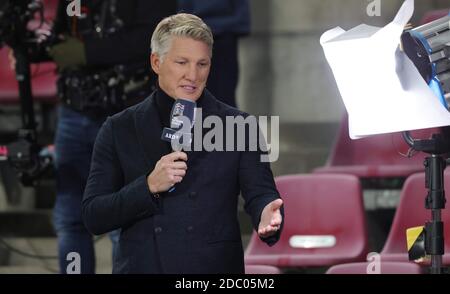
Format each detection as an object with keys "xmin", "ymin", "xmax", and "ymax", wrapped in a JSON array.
[
  {"xmin": 58, "ymin": 63, "xmax": 154, "ymax": 117},
  {"xmin": 0, "ymin": 0, "xmax": 154, "ymax": 185}
]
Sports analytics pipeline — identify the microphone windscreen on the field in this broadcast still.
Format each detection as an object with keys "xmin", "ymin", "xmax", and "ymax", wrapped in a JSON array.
[
  {"xmin": 161, "ymin": 98, "xmax": 196, "ymax": 151},
  {"xmin": 170, "ymin": 99, "xmax": 196, "ymax": 130}
]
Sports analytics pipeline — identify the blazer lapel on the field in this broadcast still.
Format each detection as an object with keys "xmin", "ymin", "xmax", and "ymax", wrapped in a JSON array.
[
  {"xmin": 134, "ymin": 94, "xmax": 171, "ymax": 171},
  {"xmin": 186, "ymin": 90, "xmax": 221, "ymax": 163}
]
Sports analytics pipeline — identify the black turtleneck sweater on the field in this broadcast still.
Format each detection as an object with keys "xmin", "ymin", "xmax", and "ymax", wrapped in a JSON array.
[{"xmin": 154, "ymin": 88, "xmax": 175, "ymax": 129}]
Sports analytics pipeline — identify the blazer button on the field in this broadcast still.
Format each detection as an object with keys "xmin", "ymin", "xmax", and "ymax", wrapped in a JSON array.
[
  {"xmin": 154, "ymin": 227, "xmax": 162, "ymax": 234},
  {"xmin": 186, "ymin": 226, "xmax": 194, "ymax": 233},
  {"xmin": 189, "ymin": 191, "xmax": 197, "ymax": 199}
]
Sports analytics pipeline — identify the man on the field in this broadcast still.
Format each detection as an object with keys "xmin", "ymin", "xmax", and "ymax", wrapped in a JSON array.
[
  {"xmin": 83, "ymin": 13, "xmax": 283, "ymax": 274},
  {"xmin": 47, "ymin": 0, "xmax": 175, "ymax": 274}
]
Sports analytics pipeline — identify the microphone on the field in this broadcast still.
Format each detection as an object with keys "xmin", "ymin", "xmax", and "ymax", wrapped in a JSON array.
[
  {"xmin": 160, "ymin": 98, "xmax": 196, "ymax": 192},
  {"xmin": 161, "ymin": 98, "xmax": 196, "ymax": 150}
]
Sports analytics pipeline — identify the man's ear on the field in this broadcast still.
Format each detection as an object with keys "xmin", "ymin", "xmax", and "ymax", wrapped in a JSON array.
[{"xmin": 150, "ymin": 53, "xmax": 161, "ymax": 74}]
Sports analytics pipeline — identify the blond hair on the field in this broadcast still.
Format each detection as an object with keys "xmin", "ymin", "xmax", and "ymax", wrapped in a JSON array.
[{"xmin": 151, "ymin": 13, "xmax": 214, "ymax": 62}]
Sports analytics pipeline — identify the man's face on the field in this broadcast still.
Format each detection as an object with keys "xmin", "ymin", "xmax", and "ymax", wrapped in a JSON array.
[{"xmin": 151, "ymin": 36, "xmax": 211, "ymax": 101}]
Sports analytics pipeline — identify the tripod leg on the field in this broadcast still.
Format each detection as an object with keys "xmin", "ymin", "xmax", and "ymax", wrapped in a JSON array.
[{"xmin": 424, "ymin": 156, "xmax": 446, "ymax": 274}]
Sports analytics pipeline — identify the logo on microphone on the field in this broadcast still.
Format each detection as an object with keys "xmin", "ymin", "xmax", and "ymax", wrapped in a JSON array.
[
  {"xmin": 173, "ymin": 102, "xmax": 185, "ymax": 117},
  {"xmin": 171, "ymin": 102, "xmax": 187, "ymax": 129},
  {"xmin": 161, "ymin": 99, "xmax": 196, "ymax": 151},
  {"xmin": 164, "ymin": 132, "xmax": 180, "ymax": 141}
]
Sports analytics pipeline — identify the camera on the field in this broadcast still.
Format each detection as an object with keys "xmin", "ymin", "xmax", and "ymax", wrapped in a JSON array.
[
  {"xmin": 0, "ymin": 0, "xmax": 43, "ymax": 48},
  {"xmin": 0, "ymin": 0, "xmax": 53, "ymax": 186}
]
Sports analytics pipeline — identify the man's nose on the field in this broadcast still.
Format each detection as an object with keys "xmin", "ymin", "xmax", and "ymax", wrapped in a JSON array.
[{"xmin": 185, "ymin": 64, "xmax": 198, "ymax": 81}]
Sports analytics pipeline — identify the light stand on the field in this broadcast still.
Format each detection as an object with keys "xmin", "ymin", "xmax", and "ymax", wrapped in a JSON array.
[
  {"xmin": 403, "ymin": 131, "xmax": 449, "ymax": 274},
  {"xmin": 320, "ymin": 2, "xmax": 450, "ymax": 273}
]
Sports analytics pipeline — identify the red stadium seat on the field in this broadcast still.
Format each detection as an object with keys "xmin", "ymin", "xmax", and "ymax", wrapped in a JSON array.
[
  {"xmin": 380, "ymin": 172, "xmax": 450, "ymax": 265},
  {"xmin": 245, "ymin": 265, "xmax": 281, "ymax": 274},
  {"xmin": 420, "ymin": 9, "xmax": 449, "ymax": 25},
  {"xmin": 245, "ymin": 174, "xmax": 369, "ymax": 269},
  {"xmin": 42, "ymin": 0, "xmax": 59, "ymax": 20},
  {"xmin": 314, "ymin": 114, "xmax": 440, "ymax": 178},
  {"xmin": 326, "ymin": 261, "xmax": 423, "ymax": 274},
  {"xmin": 0, "ymin": 49, "xmax": 58, "ymax": 104}
]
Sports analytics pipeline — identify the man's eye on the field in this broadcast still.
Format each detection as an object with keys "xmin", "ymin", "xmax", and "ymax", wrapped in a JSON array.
[
  {"xmin": 176, "ymin": 61, "xmax": 187, "ymax": 65},
  {"xmin": 199, "ymin": 63, "xmax": 209, "ymax": 67}
]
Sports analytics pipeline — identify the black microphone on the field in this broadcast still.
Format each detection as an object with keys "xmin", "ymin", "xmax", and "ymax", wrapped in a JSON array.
[
  {"xmin": 160, "ymin": 98, "xmax": 196, "ymax": 192},
  {"xmin": 161, "ymin": 98, "xmax": 196, "ymax": 150}
]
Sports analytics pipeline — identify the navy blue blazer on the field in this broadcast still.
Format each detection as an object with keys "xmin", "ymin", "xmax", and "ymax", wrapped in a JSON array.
[{"xmin": 82, "ymin": 90, "xmax": 282, "ymax": 273}]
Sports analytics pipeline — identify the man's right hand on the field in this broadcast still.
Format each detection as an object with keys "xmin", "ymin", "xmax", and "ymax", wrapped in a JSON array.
[{"xmin": 147, "ymin": 151, "xmax": 188, "ymax": 194}]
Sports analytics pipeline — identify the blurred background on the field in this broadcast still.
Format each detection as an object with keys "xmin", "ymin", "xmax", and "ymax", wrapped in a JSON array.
[{"xmin": 0, "ymin": 0, "xmax": 449, "ymax": 274}]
